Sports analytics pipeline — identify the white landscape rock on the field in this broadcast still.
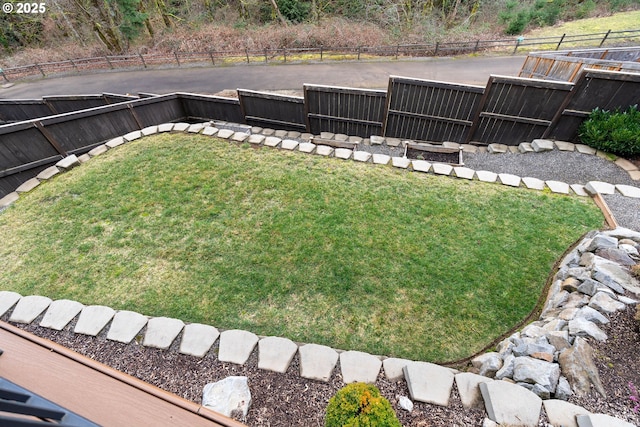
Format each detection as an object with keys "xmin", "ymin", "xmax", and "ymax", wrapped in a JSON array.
[{"xmin": 203, "ymin": 376, "xmax": 251, "ymax": 420}]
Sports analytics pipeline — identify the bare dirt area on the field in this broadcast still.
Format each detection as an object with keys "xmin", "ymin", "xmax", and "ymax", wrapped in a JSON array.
[{"xmin": 10, "ymin": 303, "xmax": 640, "ymax": 427}]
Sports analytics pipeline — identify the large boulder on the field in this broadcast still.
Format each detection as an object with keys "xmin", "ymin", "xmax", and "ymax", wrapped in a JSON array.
[{"xmin": 558, "ymin": 337, "xmax": 606, "ymax": 397}]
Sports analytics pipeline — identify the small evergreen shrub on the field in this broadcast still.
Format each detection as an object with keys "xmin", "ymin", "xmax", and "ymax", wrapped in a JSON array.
[
  {"xmin": 578, "ymin": 105, "xmax": 640, "ymax": 157},
  {"xmin": 325, "ymin": 383, "xmax": 401, "ymax": 427}
]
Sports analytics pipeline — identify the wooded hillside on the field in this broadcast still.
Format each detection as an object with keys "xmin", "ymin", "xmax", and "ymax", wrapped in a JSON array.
[{"xmin": 1, "ymin": 0, "xmax": 637, "ymax": 59}]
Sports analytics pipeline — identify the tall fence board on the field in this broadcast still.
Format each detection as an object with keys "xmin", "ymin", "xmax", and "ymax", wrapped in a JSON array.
[
  {"xmin": 0, "ymin": 94, "xmax": 139, "ymax": 124},
  {"xmin": 179, "ymin": 94, "xmax": 243, "ymax": 124},
  {"xmin": 545, "ymin": 69, "xmax": 640, "ymax": 142},
  {"xmin": 238, "ymin": 90, "xmax": 306, "ymax": 131},
  {"xmin": 0, "ymin": 101, "xmax": 54, "ymax": 124},
  {"xmin": 304, "ymin": 85, "xmax": 386, "ymax": 137},
  {"xmin": 520, "ymin": 47, "xmax": 640, "ymax": 82},
  {"xmin": 384, "ymin": 76, "xmax": 484, "ymax": 143},
  {"xmin": 129, "ymin": 95, "xmax": 185, "ymax": 128},
  {"xmin": 468, "ymin": 76, "xmax": 573, "ymax": 145}
]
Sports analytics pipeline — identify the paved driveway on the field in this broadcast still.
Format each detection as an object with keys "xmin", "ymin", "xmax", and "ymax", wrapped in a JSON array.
[{"xmin": 1, "ymin": 55, "xmax": 526, "ymax": 98}]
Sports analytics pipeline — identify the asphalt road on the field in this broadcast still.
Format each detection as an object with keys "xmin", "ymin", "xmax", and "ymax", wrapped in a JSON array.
[{"xmin": 0, "ymin": 55, "xmax": 526, "ymax": 98}]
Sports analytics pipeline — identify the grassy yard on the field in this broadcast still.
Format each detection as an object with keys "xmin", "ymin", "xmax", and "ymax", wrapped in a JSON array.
[
  {"xmin": 520, "ymin": 10, "xmax": 640, "ymax": 51},
  {"xmin": 0, "ymin": 134, "xmax": 603, "ymax": 362}
]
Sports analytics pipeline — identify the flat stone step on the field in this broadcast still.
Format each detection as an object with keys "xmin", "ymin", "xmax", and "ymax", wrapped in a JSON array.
[
  {"xmin": 298, "ymin": 142, "xmax": 316, "ymax": 153},
  {"xmin": 522, "ymin": 177, "xmax": 545, "ymax": 190},
  {"xmin": 432, "ymin": 163, "xmax": 453, "ymax": 176},
  {"xmin": 216, "ymin": 129, "xmax": 235, "ymax": 139},
  {"xmin": 353, "ymin": 151, "xmax": 372, "ymax": 162},
  {"xmin": 571, "ymin": 184, "xmax": 589, "ymax": 197},
  {"xmin": 585, "ymin": 181, "xmax": 616, "ymax": 195},
  {"xmin": 372, "ymin": 154, "xmax": 390, "ymax": 165},
  {"xmin": 141, "ymin": 125, "xmax": 159, "ymax": 136},
  {"xmin": 543, "ymin": 399, "xmax": 590, "ymax": 427},
  {"xmin": 576, "ymin": 413, "xmax": 637, "ymax": 427},
  {"xmin": 56, "ymin": 155, "xmax": 80, "ymax": 170},
  {"xmin": 123, "ymin": 130, "xmax": 142, "ymax": 141},
  {"xmin": 179, "ymin": 323, "xmax": 220, "ymax": 357},
  {"xmin": 479, "ymin": 380, "xmax": 542, "ymax": 427},
  {"xmin": 36, "ymin": 166, "xmax": 61, "ymax": 181},
  {"xmin": 9, "ymin": 295, "xmax": 52, "ymax": 324},
  {"xmin": 616, "ymin": 184, "xmax": 640, "ymax": 198},
  {"xmin": 16, "ymin": 178, "xmax": 40, "ymax": 193},
  {"xmin": 143, "ymin": 317, "xmax": 185, "ymax": 350},
  {"xmin": 554, "ymin": 141, "xmax": 575, "ymax": 151},
  {"xmin": 106, "ymin": 310, "xmax": 148, "ymax": 344},
  {"xmin": 576, "ymin": 144, "xmax": 597, "ymax": 155},
  {"xmin": 546, "ymin": 180, "xmax": 570, "ymax": 194},
  {"xmin": 455, "ymin": 372, "xmax": 492, "ymax": 409},
  {"xmin": 339, "ymin": 351, "xmax": 382, "ymax": 384},
  {"xmin": 157, "ymin": 123, "xmax": 174, "ymax": 132},
  {"xmin": 218, "ymin": 329, "xmax": 259, "ymax": 365},
  {"xmin": 335, "ymin": 148, "xmax": 353, "ymax": 159},
  {"xmin": 202, "ymin": 126, "xmax": 220, "ymax": 137},
  {"xmin": 106, "ymin": 136, "xmax": 127, "ymax": 148},
  {"xmin": 498, "ymin": 173, "xmax": 521, "ymax": 187},
  {"xmin": 392, "ymin": 157, "xmax": 411, "ymax": 169},
  {"xmin": 315, "ymin": 145, "xmax": 334, "ymax": 156},
  {"xmin": 299, "ymin": 343, "xmax": 339, "ymax": 382},
  {"xmin": 281, "ymin": 139, "xmax": 299, "ymax": 151},
  {"xmin": 476, "ymin": 170, "xmax": 498, "ymax": 183},
  {"xmin": 0, "ymin": 192, "xmax": 19, "ymax": 208},
  {"xmin": 453, "ymin": 167, "xmax": 475, "ymax": 180},
  {"xmin": 532, "ymin": 139, "xmax": 554, "ymax": 152},
  {"xmin": 74, "ymin": 305, "xmax": 116, "ymax": 336},
  {"xmin": 0, "ymin": 291, "xmax": 22, "ymax": 317},
  {"xmin": 257, "ymin": 336, "xmax": 298, "ymax": 373},
  {"xmin": 412, "ymin": 160, "xmax": 432, "ymax": 173},
  {"xmin": 39, "ymin": 299, "xmax": 84, "ymax": 331},
  {"xmin": 382, "ymin": 357, "xmax": 410, "ymax": 382},
  {"xmin": 404, "ymin": 361, "xmax": 455, "ymax": 406}
]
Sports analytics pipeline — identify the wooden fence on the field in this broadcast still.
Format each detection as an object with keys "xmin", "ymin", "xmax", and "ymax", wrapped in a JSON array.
[
  {"xmin": 384, "ymin": 76, "xmax": 484, "ymax": 143},
  {"xmin": 519, "ymin": 46, "xmax": 640, "ymax": 82},
  {"xmin": 304, "ymin": 85, "xmax": 387, "ymax": 138},
  {"xmin": 0, "ymin": 94, "xmax": 137, "ymax": 124},
  {"xmin": 2, "ymin": 66, "xmax": 640, "ymax": 199}
]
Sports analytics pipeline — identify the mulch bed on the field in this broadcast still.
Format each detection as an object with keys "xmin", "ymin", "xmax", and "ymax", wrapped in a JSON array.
[{"xmin": 8, "ymin": 302, "xmax": 640, "ymax": 427}]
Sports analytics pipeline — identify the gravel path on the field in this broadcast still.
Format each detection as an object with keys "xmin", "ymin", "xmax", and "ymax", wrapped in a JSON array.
[{"xmin": 357, "ymin": 142, "xmax": 640, "ymax": 232}]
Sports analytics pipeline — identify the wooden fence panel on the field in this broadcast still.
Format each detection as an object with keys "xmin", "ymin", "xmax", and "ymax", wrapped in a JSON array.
[
  {"xmin": 384, "ymin": 76, "xmax": 484, "ymax": 143},
  {"xmin": 238, "ymin": 90, "xmax": 306, "ymax": 131},
  {"xmin": 468, "ymin": 76, "xmax": 573, "ymax": 146},
  {"xmin": 304, "ymin": 85, "xmax": 386, "ymax": 138},
  {"xmin": 43, "ymin": 96, "xmax": 110, "ymax": 114},
  {"xmin": 545, "ymin": 69, "xmax": 640, "ymax": 141},
  {"xmin": 129, "ymin": 95, "xmax": 185, "ymax": 127},
  {"xmin": 39, "ymin": 106, "xmax": 141, "ymax": 154},
  {"xmin": 179, "ymin": 94, "xmax": 243, "ymax": 123},
  {"xmin": 0, "ymin": 100, "xmax": 54, "ymax": 124}
]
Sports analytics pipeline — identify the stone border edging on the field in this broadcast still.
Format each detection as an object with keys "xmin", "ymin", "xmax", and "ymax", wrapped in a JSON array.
[
  {"xmin": 1, "ymin": 125, "xmax": 639, "ymax": 210},
  {"xmin": 0, "ymin": 122, "xmax": 639, "ymax": 427}
]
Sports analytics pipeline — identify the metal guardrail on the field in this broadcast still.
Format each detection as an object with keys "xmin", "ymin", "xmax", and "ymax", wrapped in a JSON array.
[{"xmin": 1, "ymin": 29, "xmax": 639, "ymax": 83}]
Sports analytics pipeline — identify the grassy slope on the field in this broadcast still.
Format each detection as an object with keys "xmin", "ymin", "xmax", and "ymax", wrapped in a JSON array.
[{"xmin": 0, "ymin": 135, "xmax": 603, "ymax": 361}]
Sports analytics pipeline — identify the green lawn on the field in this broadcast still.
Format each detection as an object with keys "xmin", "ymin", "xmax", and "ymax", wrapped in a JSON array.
[{"xmin": 0, "ymin": 134, "xmax": 604, "ymax": 362}]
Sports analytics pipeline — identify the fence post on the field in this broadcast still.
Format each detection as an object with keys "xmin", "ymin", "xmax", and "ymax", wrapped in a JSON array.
[
  {"xmin": 513, "ymin": 37, "xmax": 524, "ymax": 54},
  {"xmin": 434, "ymin": 42, "xmax": 439, "ymax": 55},
  {"xmin": 105, "ymin": 56, "xmax": 113, "ymax": 69},
  {"xmin": 246, "ymin": 48, "xmax": 250, "ymax": 64},
  {"xmin": 0, "ymin": 68, "xmax": 9, "ymax": 83},
  {"xmin": 264, "ymin": 49, "xmax": 268, "ymax": 63},
  {"xmin": 474, "ymin": 40, "xmax": 480, "ymax": 52},
  {"xmin": 138, "ymin": 52, "xmax": 147, "ymax": 68},
  {"xmin": 283, "ymin": 48, "xmax": 287, "ymax": 63},
  {"xmin": 320, "ymin": 46, "xmax": 323, "ymax": 61},
  {"xmin": 35, "ymin": 63, "xmax": 45, "ymax": 77},
  {"xmin": 556, "ymin": 34, "xmax": 566, "ymax": 50},
  {"xmin": 395, "ymin": 44, "xmax": 400, "ymax": 59},
  {"xmin": 600, "ymin": 29, "xmax": 612, "ymax": 47},
  {"xmin": 68, "ymin": 59, "xmax": 78, "ymax": 72},
  {"xmin": 173, "ymin": 51, "xmax": 180, "ymax": 66},
  {"xmin": 209, "ymin": 50, "xmax": 215, "ymax": 65},
  {"xmin": 357, "ymin": 46, "xmax": 361, "ymax": 60}
]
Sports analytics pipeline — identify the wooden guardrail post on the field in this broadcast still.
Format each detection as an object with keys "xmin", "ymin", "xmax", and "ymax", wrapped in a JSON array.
[
  {"xmin": 173, "ymin": 51, "xmax": 180, "ymax": 66},
  {"xmin": 105, "ymin": 56, "xmax": 113, "ymax": 69},
  {"xmin": 138, "ymin": 52, "xmax": 147, "ymax": 68},
  {"xmin": 35, "ymin": 63, "xmax": 45, "ymax": 77},
  {"xmin": 599, "ymin": 29, "xmax": 612, "ymax": 47},
  {"xmin": 0, "ymin": 68, "xmax": 9, "ymax": 83},
  {"xmin": 245, "ymin": 48, "xmax": 250, "ymax": 63},
  {"xmin": 556, "ymin": 34, "xmax": 566, "ymax": 50},
  {"xmin": 208, "ymin": 50, "xmax": 215, "ymax": 65},
  {"xmin": 69, "ymin": 59, "xmax": 78, "ymax": 72}
]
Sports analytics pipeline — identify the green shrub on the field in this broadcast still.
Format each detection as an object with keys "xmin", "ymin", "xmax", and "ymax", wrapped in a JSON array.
[
  {"xmin": 579, "ymin": 105, "xmax": 640, "ymax": 157},
  {"xmin": 325, "ymin": 383, "xmax": 401, "ymax": 427}
]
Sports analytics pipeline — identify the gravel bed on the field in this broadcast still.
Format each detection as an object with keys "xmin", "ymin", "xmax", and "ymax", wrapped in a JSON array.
[{"xmin": 602, "ymin": 194, "xmax": 640, "ymax": 232}]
